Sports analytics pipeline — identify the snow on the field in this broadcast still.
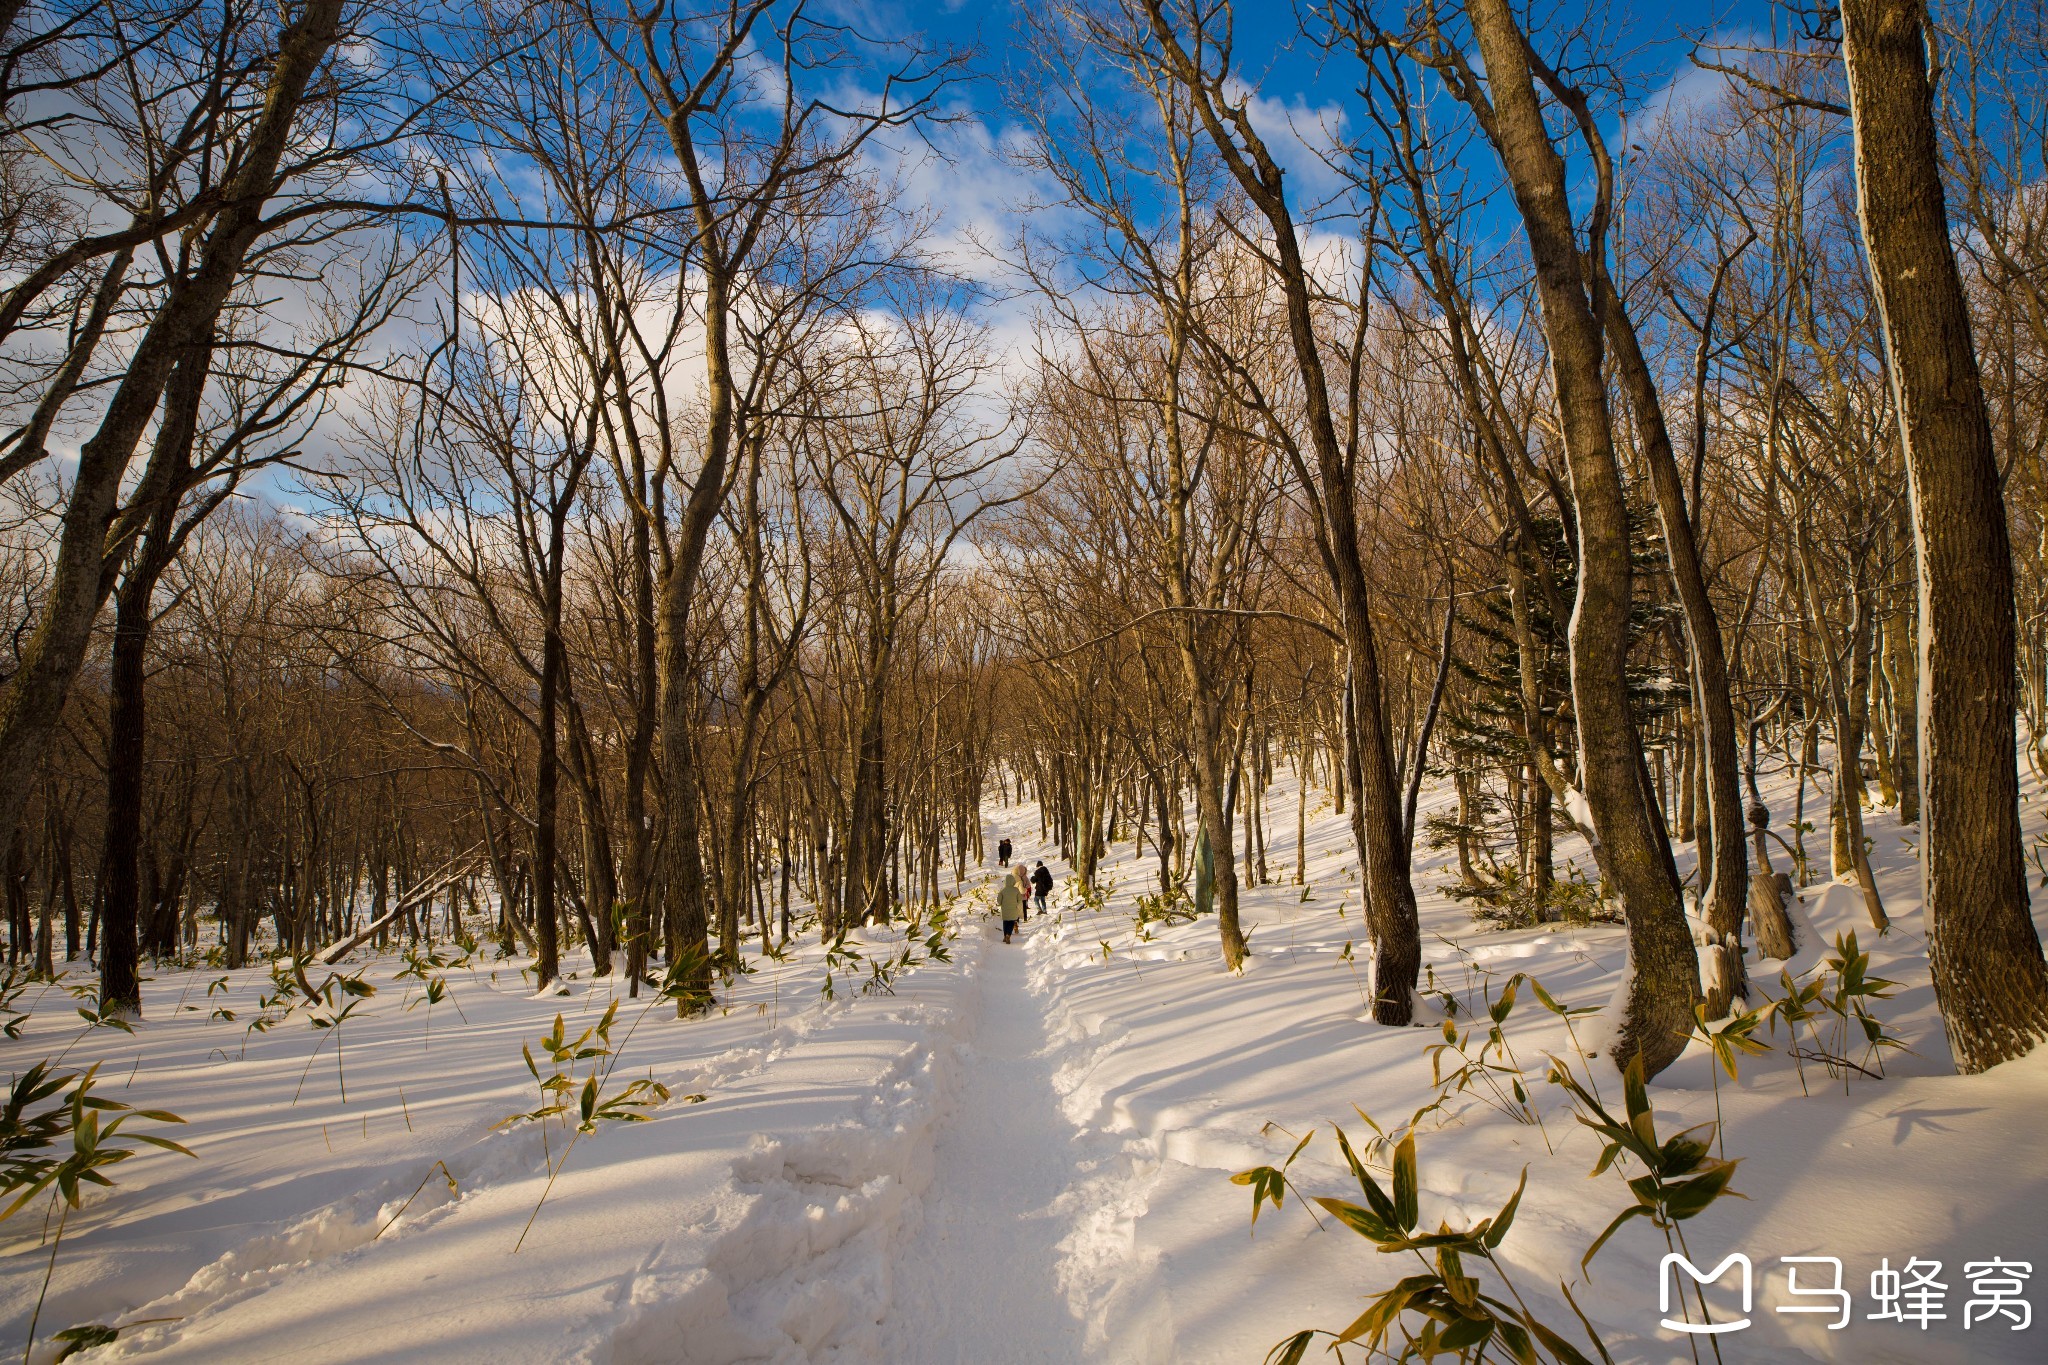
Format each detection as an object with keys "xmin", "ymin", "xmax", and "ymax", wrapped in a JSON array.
[
  {"xmin": 1562, "ymin": 784, "xmax": 1597, "ymax": 839},
  {"xmin": 4, "ymin": 753, "xmax": 2047, "ymax": 1363},
  {"xmin": 876, "ymin": 935, "xmax": 1087, "ymax": 1363}
]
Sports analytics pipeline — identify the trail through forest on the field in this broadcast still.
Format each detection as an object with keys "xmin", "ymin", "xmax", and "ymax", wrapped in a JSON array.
[
  {"xmin": 6, "ymin": 770, "xmax": 2048, "ymax": 1364},
  {"xmin": 877, "ymin": 907, "xmax": 1089, "ymax": 1362}
]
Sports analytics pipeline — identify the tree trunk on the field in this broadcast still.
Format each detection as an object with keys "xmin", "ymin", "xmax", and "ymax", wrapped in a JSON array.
[
  {"xmin": 654, "ymin": 268, "xmax": 737, "ymax": 1008},
  {"xmin": 1884, "ymin": 596, "xmax": 1920, "ymax": 823},
  {"xmin": 0, "ymin": 0, "xmax": 344, "ymax": 843},
  {"xmin": 99, "ymin": 549, "xmax": 166, "ymax": 1013},
  {"xmin": 533, "ymin": 505, "xmax": 567, "ymax": 988},
  {"xmin": 1139, "ymin": 1, "xmax": 1418, "ymax": 1018},
  {"xmin": 97, "ymin": 372, "xmax": 209, "ymax": 1010},
  {"xmin": 1461, "ymin": 0, "xmax": 1700, "ymax": 1076},
  {"xmin": 622, "ymin": 482, "xmax": 657, "ymax": 992},
  {"xmin": 565, "ymin": 710, "xmax": 617, "ymax": 977},
  {"xmin": 1186, "ymin": 673, "xmax": 1246, "ymax": 967},
  {"xmin": 1841, "ymin": 0, "xmax": 2048, "ymax": 1072},
  {"xmin": 1597, "ymin": 275, "xmax": 1749, "ymax": 983},
  {"xmin": 845, "ymin": 679, "xmax": 891, "ymax": 928}
]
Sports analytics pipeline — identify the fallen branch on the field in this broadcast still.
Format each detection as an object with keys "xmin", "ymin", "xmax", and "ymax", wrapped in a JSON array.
[{"xmin": 316, "ymin": 847, "xmax": 485, "ymax": 966}]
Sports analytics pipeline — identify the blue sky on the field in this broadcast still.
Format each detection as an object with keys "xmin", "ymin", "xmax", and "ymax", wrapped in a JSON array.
[
  {"xmin": 825, "ymin": 0, "xmax": 1812, "ymax": 298},
  {"xmin": 903, "ymin": 0, "xmax": 1790, "ymax": 150}
]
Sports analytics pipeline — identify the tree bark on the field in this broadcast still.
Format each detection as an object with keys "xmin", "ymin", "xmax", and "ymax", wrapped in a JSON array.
[
  {"xmin": 1840, "ymin": 0, "xmax": 2048, "ymax": 1072},
  {"xmin": 1457, "ymin": 0, "xmax": 1700, "ymax": 1076},
  {"xmin": 99, "ymin": 531, "xmax": 173, "ymax": 1013},
  {"xmin": 96, "ymin": 342, "xmax": 213, "ymax": 1013},
  {"xmin": 844, "ymin": 662, "xmax": 893, "ymax": 927},
  {"xmin": 1596, "ymin": 280, "xmax": 1749, "ymax": 993},
  {"xmin": 653, "ymin": 269, "xmax": 733, "ymax": 1007}
]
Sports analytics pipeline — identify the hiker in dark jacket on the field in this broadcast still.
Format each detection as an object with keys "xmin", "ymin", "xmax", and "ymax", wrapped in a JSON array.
[
  {"xmin": 1031, "ymin": 861, "xmax": 1053, "ymax": 915},
  {"xmin": 998, "ymin": 837, "xmax": 1012, "ymax": 866}
]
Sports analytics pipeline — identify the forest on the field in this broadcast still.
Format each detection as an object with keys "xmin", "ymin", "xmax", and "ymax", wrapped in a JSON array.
[{"xmin": 2, "ymin": 0, "xmax": 2047, "ymax": 1361}]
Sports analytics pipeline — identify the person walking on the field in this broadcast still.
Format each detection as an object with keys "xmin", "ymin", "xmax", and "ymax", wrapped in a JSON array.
[
  {"xmin": 1031, "ymin": 860, "xmax": 1052, "ymax": 916},
  {"xmin": 1012, "ymin": 862, "xmax": 1032, "ymax": 921},
  {"xmin": 997, "ymin": 836, "xmax": 1012, "ymax": 867},
  {"xmin": 997, "ymin": 871, "xmax": 1023, "ymax": 944}
]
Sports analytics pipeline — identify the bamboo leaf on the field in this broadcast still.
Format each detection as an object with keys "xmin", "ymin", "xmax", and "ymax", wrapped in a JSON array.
[
  {"xmin": 1263, "ymin": 1330, "xmax": 1314, "ymax": 1365},
  {"xmin": 1581, "ymin": 1204, "xmax": 1650, "ymax": 1274},
  {"xmin": 1392, "ymin": 1131, "xmax": 1418, "ymax": 1232},
  {"xmin": 1483, "ymin": 1168, "xmax": 1528, "ymax": 1249},
  {"xmin": 1312, "ymin": 1196, "xmax": 1397, "ymax": 1243}
]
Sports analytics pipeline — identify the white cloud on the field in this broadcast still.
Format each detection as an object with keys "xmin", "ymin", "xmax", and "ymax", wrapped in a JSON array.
[
  {"xmin": 1626, "ymin": 27, "xmax": 1767, "ymax": 149},
  {"xmin": 1234, "ymin": 83, "xmax": 1352, "ymax": 200}
]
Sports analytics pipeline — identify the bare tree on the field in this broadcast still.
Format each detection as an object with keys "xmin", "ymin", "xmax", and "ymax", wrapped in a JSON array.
[
  {"xmin": 1375, "ymin": 0, "xmax": 1702, "ymax": 1074},
  {"xmin": 1064, "ymin": 0, "xmax": 1422, "ymax": 1021},
  {"xmin": 569, "ymin": 0, "xmax": 960, "ymax": 1004},
  {"xmin": 1839, "ymin": 0, "xmax": 2048, "ymax": 1072}
]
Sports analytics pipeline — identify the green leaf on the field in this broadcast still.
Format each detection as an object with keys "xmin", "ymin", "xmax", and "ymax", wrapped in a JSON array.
[
  {"xmin": 1378, "ymin": 1229, "xmax": 1484, "ymax": 1254},
  {"xmin": 1282, "ymin": 1128, "xmax": 1315, "ymax": 1172},
  {"xmin": 1333, "ymin": 1125, "xmax": 1372, "ymax": 1192},
  {"xmin": 1483, "ymin": 1168, "xmax": 1528, "ymax": 1250},
  {"xmin": 1494, "ymin": 1317, "xmax": 1539, "ymax": 1365},
  {"xmin": 1348, "ymin": 1146, "xmax": 1402, "ymax": 1232},
  {"xmin": 1527, "ymin": 1315, "xmax": 1601, "ymax": 1365},
  {"xmin": 53, "ymin": 1325, "xmax": 120, "ymax": 1361},
  {"xmin": 1657, "ymin": 1132, "xmax": 1713, "ymax": 1176},
  {"xmin": 1232, "ymin": 1166, "xmax": 1287, "ymax": 1229},
  {"xmin": 0, "ymin": 1175, "xmax": 57, "ymax": 1222},
  {"xmin": 1660, "ymin": 1159, "xmax": 1744, "ymax": 1220},
  {"xmin": 1581, "ymin": 1204, "xmax": 1651, "ymax": 1275},
  {"xmin": 1263, "ymin": 1330, "xmax": 1314, "ymax": 1365},
  {"xmin": 129, "ymin": 1134, "xmax": 198, "ymax": 1159},
  {"xmin": 1312, "ymin": 1196, "xmax": 1397, "ymax": 1243},
  {"xmin": 1392, "ymin": 1131, "xmax": 1418, "ymax": 1232},
  {"xmin": 1376, "ymin": 1236, "xmax": 1474, "ymax": 1252},
  {"xmin": 1333, "ymin": 1276, "xmax": 1438, "ymax": 1346},
  {"xmin": 1439, "ymin": 1313, "xmax": 1495, "ymax": 1351},
  {"xmin": 1621, "ymin": 1056, "xmax": 1656, "ymax": 1151}
]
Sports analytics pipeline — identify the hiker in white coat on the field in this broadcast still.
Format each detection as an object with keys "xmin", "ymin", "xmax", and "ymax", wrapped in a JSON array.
[{"xmin": 997, "ymin": 875, "xmax": 1023, "ymax": 943}]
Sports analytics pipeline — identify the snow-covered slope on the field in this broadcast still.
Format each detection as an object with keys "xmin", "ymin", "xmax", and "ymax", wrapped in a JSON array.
[
  {"xmin": 1016, "ymin": 766, "xmax": 2048, "ymax": 1364},
  {"xmin": 0, "ymin": 922, "xmax": 989, "ymax": 1363},
  {"xmin": 4, "ymin": 755, "xmax": 2045, "ymax": 1364}
]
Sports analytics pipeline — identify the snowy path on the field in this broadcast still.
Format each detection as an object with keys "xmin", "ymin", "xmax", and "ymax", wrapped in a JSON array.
[
  {"xmin": 878, "ymin": 918, "xmax": 1090, "ymax": 1363},
  {"xmin": 27, "ymin": 769, "xmax": 2048, "ymax": 1362}
]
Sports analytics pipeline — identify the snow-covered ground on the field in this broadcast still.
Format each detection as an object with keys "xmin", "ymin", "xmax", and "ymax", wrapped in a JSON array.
[
  {"xmin": 4, "ymin": 754, "xmax": 2046, "ymax": 1363},
  {"xmin": 1016, "ymin": 770, "xmax": 2048, "ymax": 1364}
]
